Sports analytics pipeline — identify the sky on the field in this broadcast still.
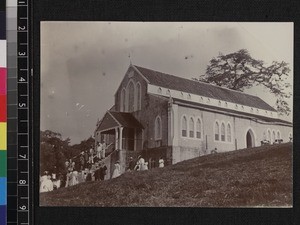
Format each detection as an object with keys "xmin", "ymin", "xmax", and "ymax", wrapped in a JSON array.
[{"xmin": 41, "ymin": 22, "xmax": 293, "ymax": 144}]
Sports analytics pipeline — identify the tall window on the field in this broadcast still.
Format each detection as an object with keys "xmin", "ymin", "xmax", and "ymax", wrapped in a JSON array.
[
  {"xmin": 221, "ymin": 123, "xmax": 225, "ymax": 141},
  {"xmin": 268, "ymin": 130, "xmax": 271, "ymax": 142},
  {"xmin": 189, "ymin": 118, "xmax": 194, "ymax": 138},
  {"xmin": 136, "ymin": 83, "xmax": 141, "ymax": 110},
  {"xmin": 277, "ymin": 131, "xmax": 281, "ymax": 139},
  {"xmin": 120, "ymin": 89, "xmax": 125, "ymax": 112},
  {"xmin": 227, "ymin": 123, "xmax": 231, "ymax": 142},
  {"xmin": 155, "ymin": 116, "xmax": 162, "ymax": 140},
  {"xmin": 215, "ymin": 122, "xmax": 219, "ymax": 141},
  {"xmin": 182, "ymin": 116, "xmax": 187, "ymax": 137},
  {"xmin": 127, "ymin": 81, "xmax": 135, "ymax": 112},
  {"xmin": 196, "ymin": 119, "xmax": 201, "ymax": 139},
  {"xmin": 272, "ymin": 130, "xmax": 276, "ymax": 143}
]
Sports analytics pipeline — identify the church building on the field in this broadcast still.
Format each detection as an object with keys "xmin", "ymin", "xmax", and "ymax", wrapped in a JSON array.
[{"xmin": 94, "ymin": 64, "xmax": 292, "ymax": 176}]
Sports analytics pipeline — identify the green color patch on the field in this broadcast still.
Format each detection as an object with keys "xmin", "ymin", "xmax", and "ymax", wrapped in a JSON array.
[{"xmin": 0, "ymin": 151, "xmax": 6, "ymax": 177}]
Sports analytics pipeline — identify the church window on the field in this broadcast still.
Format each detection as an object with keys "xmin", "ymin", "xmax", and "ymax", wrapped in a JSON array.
[
  {"xmin": 157, "ymin": 87, "xmax": 162, "ymax": 94},
  {"xmin": 221, "ymin": 123, "xmax": 225, "ymax": 141},
  {"xmin": 272, "ymin": 130, "xmax": 276, "ymax": 143},
  {"xmin": 166, "ymin": 89, "xmax": 171, "ymax": 96},
  {"xmin": 277, "ymin": 131, "xmax": 281, "ymax": 139},
  {"xmin": 215, "ymin": 122, "xmax": 219, "ymax": 141},
  {"xmin": 268, "ymin": 129, "xmax": 271, "ymax": 142},
  {"xmin": 188, "ymin": 94, "xmax": 191, "ymax": 100},
  {"xmin": 189, "ymin": 117, "xmax": 195, "ymax": 138},
  {"xmin": 182, "ymin": 116, "xmax": 187, "ymax": 137},
  {"xmin": 136, "ymin": 82, "xmax": 141, "ymax": 110},
  {"xmin": 127, "ymin": 81, "xmax": 135, "ymax": 112},
  {"xmin": 155, "ymin": 116, "xmax": 162, "ymax": 140},
  {"xmin": 227, "ymin": 123, "xmax": 231, "ymax": 142},
  {"xmin": 120, "ymin": 88, "xmax": 126, "ymax": 112},
  {"xmin": 196, "ymin": 119, "xmax": 202, "ymax": 139}
]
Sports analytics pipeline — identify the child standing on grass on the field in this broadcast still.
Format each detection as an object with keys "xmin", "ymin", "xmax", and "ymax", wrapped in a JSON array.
[
  {"xmin": 112, "ymin": 161, "xmax": 121, "ymax": 178},
  {"xmin": 159, "ymin": 157, "xmax": 164, "ymax": 168}
]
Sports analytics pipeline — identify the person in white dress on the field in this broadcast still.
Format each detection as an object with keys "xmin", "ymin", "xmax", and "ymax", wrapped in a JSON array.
[
  {"xmin": 112, "ymin": 161, "xmax": 121, "ymax": 178},
  {"xmin": 40, "ymin": 175, "xmax": 54, "ymax": 193},
  {"xmin": 144, "ymin": 162, "xmax": 149, "ymax": 170},
  {"xmin": 96, "ymin": 142, "xmax": 102, "ymax": 159},
  {"xmin": 159, "ymin": 157, "xmax": 164, "ymax": 168}
]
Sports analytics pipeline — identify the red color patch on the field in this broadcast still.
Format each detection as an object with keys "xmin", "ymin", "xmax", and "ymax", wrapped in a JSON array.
[
  {"xmin": 0, "ymin": 68, "xmax": 6, "ymax": 95},
  {"xmin": 0, "ymin": 95, "xmax": 6, "ymax": 122}
]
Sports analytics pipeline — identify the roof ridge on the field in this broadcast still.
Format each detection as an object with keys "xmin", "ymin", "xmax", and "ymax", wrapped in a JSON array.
[{"xmin": 133, "ymin": 64, "xmax": 266, "ymax": 100}]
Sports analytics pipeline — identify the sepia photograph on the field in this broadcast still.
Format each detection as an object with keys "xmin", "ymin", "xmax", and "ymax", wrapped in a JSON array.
[{"xmin": 39, "ymin": 22, "xmax": 293, "ymax": 207}]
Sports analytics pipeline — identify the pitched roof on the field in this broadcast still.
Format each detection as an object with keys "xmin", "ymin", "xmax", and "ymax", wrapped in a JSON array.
[
  {"xmin": 109, "ymin": 112, "xmax": 144, "ymax": 129},
  {"xmin": 134, "ymin": 65, "xmax": 276, "ymax": 112},
  {"xmin": 97, "ymin": 111, "xmax": 144, "ymax": 132}
]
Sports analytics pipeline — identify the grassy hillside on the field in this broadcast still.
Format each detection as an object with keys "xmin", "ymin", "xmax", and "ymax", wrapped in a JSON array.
[{"xmin": 40, "ymin": 143, "xmax": 292, "ymax": 207}]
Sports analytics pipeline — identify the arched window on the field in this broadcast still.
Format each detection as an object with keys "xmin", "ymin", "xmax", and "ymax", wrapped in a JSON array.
[
  {"xmin": 215, "ymin": 122, "xmax": 219, "ymax": 141},
  {"xmin": 227, "ymin": 123, "xmax": 231, "ymax": 142},
  {"xmin": 127, "ymin": 81, "xmax": 135, "ymax": 112},
  {"xmin": 221, "ymin": 123, "xmax": 225, "ymax": 141},
  {"xmin": 136, "ymin": 83, "xmax": 141, "ymax": 110},
  {"xmin": 189, "ymin": 117, "xmax": 194, "ymax": 138},
  {"xmin": 268, "ymin": 129, "xmax": 271, "ymax": 142},
  {"xmin": 181, "ymin": 116, "xmax": 187, "ymax": 137},
  {"xmin": 272, "ymin": 130, "xmax": 276, "ymax": 143},
  {"xmin": 120, "ymin": 88, "xmax": 126, "ymax": 112},
  {"xmin": 277, "ymin": 131, "xmax": 281, "ymax": 139},
  {"xmin": 196, "ymin": 119, "xmax": 202, "ymax": 139},
  {"xmin": 155, "ymin": 116, "xmax": 162, "ymax": 140}
]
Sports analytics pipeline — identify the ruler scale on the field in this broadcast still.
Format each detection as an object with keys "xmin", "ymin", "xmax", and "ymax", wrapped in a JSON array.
[
  {"xmin": 7, "ymin": 0, "xmax": 31, "ymax": 224},
  {"xmin": 7, "ymin": 1, "xmax": 18, "ymax": 225},
  {"xmin": 17, "ymin": 0, "xmax": 30, "ymax": 224}
]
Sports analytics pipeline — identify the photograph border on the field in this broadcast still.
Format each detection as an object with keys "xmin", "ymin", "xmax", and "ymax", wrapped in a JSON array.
[{"xmin": 32, "ymin": 0, "xmax": 299, "ymax": 224}]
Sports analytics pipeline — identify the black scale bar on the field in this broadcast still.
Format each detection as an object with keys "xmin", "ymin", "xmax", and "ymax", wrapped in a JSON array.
[
  {"xmin": 7, "ymin": 1, "xmax": 18, "ymax": 225},
  {"xmin": 17, "ymin": 0, "xmax": 30, "ymax": 225}
]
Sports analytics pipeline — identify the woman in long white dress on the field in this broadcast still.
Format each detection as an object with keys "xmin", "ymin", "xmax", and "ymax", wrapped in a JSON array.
[
  {"xmin": 112, "ymin": 161, "xmax": 121, "ymax": 178},
  {"xmin": 159, "ymin": 157, "xmax": 164, "ymax": 168}
]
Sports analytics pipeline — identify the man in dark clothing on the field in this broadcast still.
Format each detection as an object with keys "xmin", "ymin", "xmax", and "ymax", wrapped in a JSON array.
[
  {"xmin": 127, "ymin": 157, "xmax": 135, "ymax": 171},
  {"xmin": 99, "ymin": 161, "xmax": 107, "ymax": 181}
]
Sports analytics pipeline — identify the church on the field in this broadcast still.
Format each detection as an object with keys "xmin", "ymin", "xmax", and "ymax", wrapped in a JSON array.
[{"xmin": 94, "ymin": 64, "xmax": 292, "ymax": 176}]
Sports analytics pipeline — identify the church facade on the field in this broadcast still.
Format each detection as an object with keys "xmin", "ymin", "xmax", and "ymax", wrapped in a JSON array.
[{"xmin": 95, "ymin": 64, "xmax": 292, "ymax": 175}]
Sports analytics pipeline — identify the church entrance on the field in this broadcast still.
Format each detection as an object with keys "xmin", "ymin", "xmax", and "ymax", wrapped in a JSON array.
[{"xmin": 246, "ymin": 129, "xmax": 255, "ymax": 148}]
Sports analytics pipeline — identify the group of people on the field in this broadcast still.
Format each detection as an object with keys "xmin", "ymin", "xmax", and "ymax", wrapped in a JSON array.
[
  {"xmin": 40, "ymin": 142, "xmax": 109, "ymax": 193},
  {"xmin": 127, "ymin": 156, "xmax": 165, "ymax": 171},
  {"xmin": 40, "ymin": 144, "xmax": 166, "ymax": 193}
]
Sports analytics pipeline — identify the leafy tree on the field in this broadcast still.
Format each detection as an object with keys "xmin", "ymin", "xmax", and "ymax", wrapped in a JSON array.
[
  {"xmin": 196, "ymin": 49, "xmax": 292, "ymax": 116},
  {"xmin": 40, "ymin": 130, "xmax": 70, "ymax": 174}
]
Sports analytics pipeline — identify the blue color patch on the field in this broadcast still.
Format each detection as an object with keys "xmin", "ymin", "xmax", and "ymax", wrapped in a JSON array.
[
  {"xmin": 0, "ymin": 205, "xmax": 6, "ymax": 225},
  {"xmin": 0, "ymin": 177, "xmax": 6, "ymax": 205}
]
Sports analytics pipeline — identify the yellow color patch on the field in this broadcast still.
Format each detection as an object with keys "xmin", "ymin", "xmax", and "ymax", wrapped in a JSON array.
[{"xmin": 0, "ymin": 123, "xmax": 6, "ymax": 150}]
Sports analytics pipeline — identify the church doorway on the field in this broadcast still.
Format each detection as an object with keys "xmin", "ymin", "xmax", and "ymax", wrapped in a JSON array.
[{"xmin": 246, "ymin": 129, "xmax": 255, "ymax": 148}]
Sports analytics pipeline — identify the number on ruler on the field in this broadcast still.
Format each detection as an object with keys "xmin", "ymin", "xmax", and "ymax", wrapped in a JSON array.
[
  {"xmin": 19, "ymin": 180, "xmax": 26, "ymax": 185},
  {"xmin": 19, "ymin": 154, "xmax": 27, "ymax": 159},
  {"xmin": 19, "ymin": 103, "xmax": 26, "ymax": 107},
  {"xmin": 19, "ymin": 77, "xmax": 26, "ymax": 82},
  {"xmin": 18, "ymin": 26, "xmax": 26, "ymax": 31},
  {"xmin": 18, "ymin": 52, "xmax": 26, "ymax": 56},
  {"xmin": 19, "ymin": 205, "xmax": 27, "ymax": 210}
]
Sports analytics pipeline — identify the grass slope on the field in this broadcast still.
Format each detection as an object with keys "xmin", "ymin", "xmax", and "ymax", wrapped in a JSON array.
[{"xmin": 40, "ymin": 143, "xmax": 292, "ymax": 207}]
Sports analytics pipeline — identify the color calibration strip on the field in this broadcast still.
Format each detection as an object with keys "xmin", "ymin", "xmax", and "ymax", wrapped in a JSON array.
[{"xmin": 1, "ymin": 1, "xmax": 7, "ymax": 224}]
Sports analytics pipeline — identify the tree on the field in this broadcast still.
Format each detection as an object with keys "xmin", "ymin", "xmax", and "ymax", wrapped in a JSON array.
[
  {"xmin": 196, "ymin": 49, "xmax": 292, "ymax": 116},
  {"xmin": 40, "ymin": 130, "xmax": 70, "ymax": 174}
]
